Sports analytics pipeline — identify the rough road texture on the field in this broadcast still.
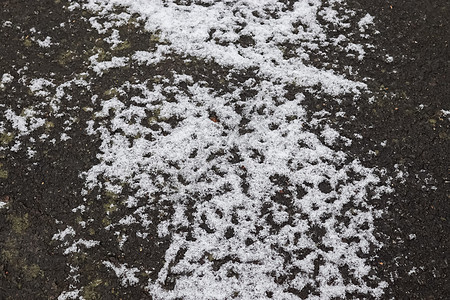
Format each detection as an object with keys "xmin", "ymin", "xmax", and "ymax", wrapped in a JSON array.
[
  {"xmin": 346, "ymin": 1, "xmax": 449, "ymax": 299},
  {"xmin": 0, "ymin": 0, "xmax": 448, "ymax": 299}
]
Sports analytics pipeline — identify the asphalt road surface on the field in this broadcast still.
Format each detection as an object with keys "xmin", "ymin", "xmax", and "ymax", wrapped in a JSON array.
[{"xmin": 0, "ymin": 0, "xmax": 448, "ymax": 299}]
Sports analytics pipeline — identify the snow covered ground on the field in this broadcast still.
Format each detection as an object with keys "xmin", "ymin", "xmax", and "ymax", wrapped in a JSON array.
[{"xmin": 1, "ymin": 0, "xmax": 399, "ymax": 299}]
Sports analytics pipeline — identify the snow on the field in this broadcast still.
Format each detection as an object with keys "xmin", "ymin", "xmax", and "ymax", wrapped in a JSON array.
[
  {"xmin": 408, "ymin": 234, "xmax": 416, "ymax": 240},
  {"xmin": 4, "ymin": 109, "xmax": 46, "ymax": 134},
  {"xmin": 89, "ymin": 54, "xmax": 129, "ymax": 75},
  {"xmin": 103, "ymin": 261, "xmax": 140, "ymax": 286},
  {"xmin": 132, "ymin": 50, "xmax": 166, "ymax": 65},
  {"xmin": 1, "ymin": 73, "xmax": 13, "ymax": 84},
  {"xmin": 321, "ymin": 125, "xmax": 340, "ymax": 146},
  {"xmin": 1, "ymin": 0, "xmax": 394, "ymax": 298},
  {"xmin": 53, "ymin": 226, "xmax": 76, "ymax": 241},
  {"xmin": 60, "ymin": 132, "xmax": 71, "ymax": 141},
  {"xmin": 37, "ymin": 36, "xmax": 53, "ymax": 48},
  {"xmin": 29, "ymin": 78, "xmax": 55, "ymax": 97},
  {"xmin": 58, "ymin": 290, "xmax": 81, "ymax": 300},
  {"xmin": 358, "ymin": 13, "xmax": 374, "ymax": 32},
  {"xmin": 56, "ymin": 1, "xmax": 389, "ymax": 298},
  {"xmin": 63, "ymin": 239, "xmax": 100, "ymax": 255},
  {"xmin": 2, "ymin": 21, "xmax": 13, "ymax": 27}
]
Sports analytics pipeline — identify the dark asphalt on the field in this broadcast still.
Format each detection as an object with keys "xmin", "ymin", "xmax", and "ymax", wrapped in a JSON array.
[
  {"xmin": 346, "ymin": 1, "xmax": 449, "ymax": 299},
  {"xmin": 0, "ymin": 0, "xmax": 448, "ymax": 299}
]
